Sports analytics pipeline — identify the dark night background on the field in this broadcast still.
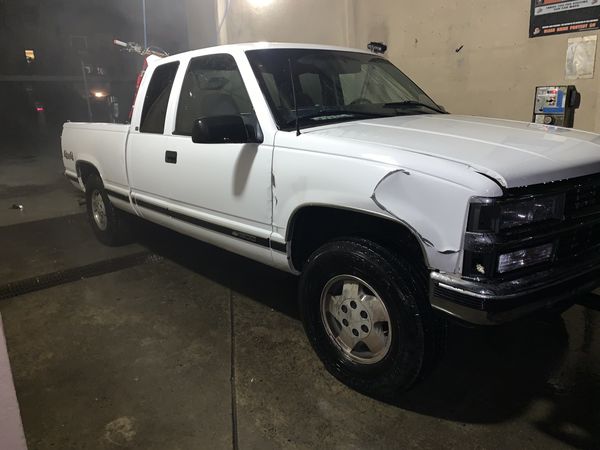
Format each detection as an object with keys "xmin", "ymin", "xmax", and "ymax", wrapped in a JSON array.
[{"xmin": 0, "ymin": 0, "xmax": 189, "ymax": 143}]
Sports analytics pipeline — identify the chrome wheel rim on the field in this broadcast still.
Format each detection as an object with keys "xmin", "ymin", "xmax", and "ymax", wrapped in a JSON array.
[
  {"xmin": 91, "ymin": 190, "xmax": 108, "ymax": 231},
  {"xmin": 320, "ymin": 275, "xmax": 392, "ymax": 365}
]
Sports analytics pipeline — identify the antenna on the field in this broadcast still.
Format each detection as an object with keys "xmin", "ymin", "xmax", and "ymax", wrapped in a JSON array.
[{"xmin": 288, "ymin": 58, "xmax": 301, "ymax": 136}]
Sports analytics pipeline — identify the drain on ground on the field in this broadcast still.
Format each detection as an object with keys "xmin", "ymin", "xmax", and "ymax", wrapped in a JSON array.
[{"xmin": 0, "ymin": 252, "xmax": 162, "ymax": 300}]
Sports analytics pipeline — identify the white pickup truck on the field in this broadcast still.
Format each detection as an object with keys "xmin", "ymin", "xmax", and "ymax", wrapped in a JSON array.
[{"xmin": 62, "ymin": 42, "xmax": 600, "ymax": 396}]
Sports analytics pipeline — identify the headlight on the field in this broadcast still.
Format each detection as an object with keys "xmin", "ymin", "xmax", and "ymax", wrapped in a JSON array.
[
  {"xmin": 468, "ymin": 194, "xmax": 565, "ymax": 232},
  {"xmin": 464, "ymin": 193, "xmax": 565, "ymax": 279},
  {"xmin": 497, "ymin": 243, "xmax": 554, "ymax": 273},
  {"xmin": 499, "ymin": 195, "xmax": 564, "ymax": 230}
]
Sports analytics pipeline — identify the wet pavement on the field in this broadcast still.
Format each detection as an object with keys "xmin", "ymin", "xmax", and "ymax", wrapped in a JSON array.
[
  {"xmin": 0, "ymin": 215, "xmax": 598, "ymax": 449},
  {"xmin": 1, "ymin": 141, "xmax": 600, "ymax": 449},
  {"xmin": 0, "ymin": 137, "xmax": 84, "ymax": 226},
  {"xmin": 0, "ymin": 214, "xmax": 145, "ymax": 284}
]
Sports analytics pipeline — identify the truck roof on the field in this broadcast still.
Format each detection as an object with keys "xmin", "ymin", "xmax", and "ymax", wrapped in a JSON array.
[{"xmin": 156, "ymin": 42, "xmax": 374, "ymax": 65}]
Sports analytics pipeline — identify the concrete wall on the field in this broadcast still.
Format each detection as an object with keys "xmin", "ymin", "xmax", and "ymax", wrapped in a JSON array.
[
  {"xmin": 214, "ymin": 0, "xmax": 353, "ymax": 47},
  {"xmin": 185, "ymin": 0, "xmax": 219, "ymax": 49},
  {"xmin": 352, "ymin": 0, "xmax": 600, "ymax": 132},
  {"xmin": 187, "ymin": 0, "xmax": 600, "ymax": 131}
]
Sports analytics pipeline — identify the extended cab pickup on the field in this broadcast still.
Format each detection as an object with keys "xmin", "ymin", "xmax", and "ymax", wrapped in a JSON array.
[{"xmin": 62, "ymin": 42, "xmax": 600, "ymax": 395}]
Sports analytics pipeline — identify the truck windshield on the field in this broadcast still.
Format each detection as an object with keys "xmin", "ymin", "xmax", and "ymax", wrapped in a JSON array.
[{"xmin": 246, "ymin": 48, "xmax": 444, "ymax": 131}]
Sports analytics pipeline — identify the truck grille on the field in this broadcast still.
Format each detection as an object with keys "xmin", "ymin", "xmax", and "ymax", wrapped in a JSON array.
[
  {"xmin": 556, "ymin": 222, "xmax": 600, "ymax": 260},
  {"xmin": 555, "ymin": 174, "xmax": 600, "ymax": 261},
  {"xmin": 564, "ymin": 174, "xmax": 600, "ymax": 216}
]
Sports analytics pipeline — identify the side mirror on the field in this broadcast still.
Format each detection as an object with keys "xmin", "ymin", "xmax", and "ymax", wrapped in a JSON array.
[{"xmin": 191, "ymin": 115, "xmax": 259, "ymax": 144}]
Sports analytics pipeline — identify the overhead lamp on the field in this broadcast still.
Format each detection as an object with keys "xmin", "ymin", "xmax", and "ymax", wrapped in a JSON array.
[{"xmin": 247, "ymin": 0, "xmax": 273, "ymax": 7}]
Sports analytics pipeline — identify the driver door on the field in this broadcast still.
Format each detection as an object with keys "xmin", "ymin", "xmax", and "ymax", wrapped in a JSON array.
[{"xmin": 149, "ymin": 53, "xmax": 273, "ymax": 249}]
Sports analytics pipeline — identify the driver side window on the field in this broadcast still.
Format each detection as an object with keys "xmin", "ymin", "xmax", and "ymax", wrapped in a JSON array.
[{"xmin": 174, "ymin": 54, "xmax": 255, "ymax": 136}]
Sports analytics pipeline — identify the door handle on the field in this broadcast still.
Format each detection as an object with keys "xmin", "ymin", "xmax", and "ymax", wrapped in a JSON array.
[{"xmin": 165, "ymin": 150, "xmax": 177, "ymax": 164}]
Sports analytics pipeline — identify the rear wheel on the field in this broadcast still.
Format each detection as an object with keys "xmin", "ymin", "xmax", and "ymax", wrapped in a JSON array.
[
  {"xmin": 299, "ymin": 238, "xmax": 445, "ymax": 398},
  {"xmin": 85, "ymin": 173, "xmax": 131, "ymax": 246}
]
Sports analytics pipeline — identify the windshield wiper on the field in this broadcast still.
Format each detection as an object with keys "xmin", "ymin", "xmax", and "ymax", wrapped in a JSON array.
[
  {"xmin": 384, "ymin": 100, "xmax": 446, "ymax": 114},
  {"xmin": 284, "ymin": 109, "xmax": 385, "ymax": 127}
]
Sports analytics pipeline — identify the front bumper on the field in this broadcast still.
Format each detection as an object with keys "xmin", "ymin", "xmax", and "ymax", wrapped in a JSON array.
[{"xmin": 430, "ymin": 254, "xmax": 600, "ymax": 325}]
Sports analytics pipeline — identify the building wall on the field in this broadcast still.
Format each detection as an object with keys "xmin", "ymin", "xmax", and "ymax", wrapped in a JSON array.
[
  {"xmin": 221, "ymin": 0, "xmax": 352, "ymax": 47},
  {"xmin": 184, "ymin": 0, "xmax": 219, "ymax": 50},
  {"xmin": 188, "ymin": 0, "xmax": 600, "ymax": 132},
  {"xmin": 351, "ymin": 0, "xmax": 600, "ymax": 132}
]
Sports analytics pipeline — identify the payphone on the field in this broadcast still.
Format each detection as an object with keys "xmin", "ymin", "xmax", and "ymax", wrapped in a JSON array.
[{"xmin": 532, "ymin": 85, "xmax": 580, "ymax": 128}]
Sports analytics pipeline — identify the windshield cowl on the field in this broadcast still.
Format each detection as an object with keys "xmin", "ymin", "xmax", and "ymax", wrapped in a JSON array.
[{"xmin": 281, "ymin": 108, "xmax": 437, "ymax": 131}]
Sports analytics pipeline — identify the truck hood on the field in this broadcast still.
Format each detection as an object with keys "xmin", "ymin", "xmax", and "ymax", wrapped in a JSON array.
[{"xmin": 305, "ymin": 114, "xmax": 600, "ymax": 188}]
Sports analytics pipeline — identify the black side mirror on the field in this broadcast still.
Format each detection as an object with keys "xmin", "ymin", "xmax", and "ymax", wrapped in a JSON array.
[{"xmin": 192, "ymin": 115, "xmax": 259, "ymax": 144}]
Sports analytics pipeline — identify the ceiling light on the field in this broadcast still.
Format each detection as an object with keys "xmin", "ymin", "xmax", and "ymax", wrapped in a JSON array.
[{"xmin": 247, "ymin": 0, "xmax": 273, "ymax": 8}]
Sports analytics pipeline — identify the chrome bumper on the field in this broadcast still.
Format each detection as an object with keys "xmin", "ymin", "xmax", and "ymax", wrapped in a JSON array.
[{"xmin": 429, "ymin": 256, "xmax": 600, "ymax": 325}]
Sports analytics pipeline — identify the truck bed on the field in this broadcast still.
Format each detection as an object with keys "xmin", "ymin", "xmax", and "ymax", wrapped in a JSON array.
[{"xmin": 61, "ymin": 122, "xmax": 130, "ymax": 191}]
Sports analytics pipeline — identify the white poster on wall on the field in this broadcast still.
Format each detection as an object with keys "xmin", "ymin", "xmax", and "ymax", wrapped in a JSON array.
[{"xmin": 565, "ymin": 35, "xmax": 597, "ymax": 79}]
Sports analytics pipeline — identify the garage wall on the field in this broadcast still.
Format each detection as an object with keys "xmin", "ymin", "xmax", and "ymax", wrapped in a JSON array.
[
  {"xmin": 212, "ymin": 0, "xmax": 353, "ymax": 47},
  {"xmin": 185, "ymin": 0, "xmax": 219, "ymax": 49},
  {"xmin": 351, "ymin": 0, "xmax": 600, "ymax": 131},
  {"xmin": 186, "ymin": 0, "xmax": 600, "ymax": 132}
]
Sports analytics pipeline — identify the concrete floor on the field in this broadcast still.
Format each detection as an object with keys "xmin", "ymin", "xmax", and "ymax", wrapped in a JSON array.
[
  {"xmin": 0, "ymin": 136, "xmax": 84, "ymax": 226},
  {"xmin": 1, "ymin": 139, "xmax": 600, "ymax": 449}
]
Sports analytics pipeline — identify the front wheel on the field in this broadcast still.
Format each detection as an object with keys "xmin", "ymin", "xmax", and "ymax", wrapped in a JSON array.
[
  {"xmin": 299, "ymin": 238, "xmax": 445, "ymax": 397},
  {"xmin": 85, "ymin": 173, "xmax": 131, "ymax": 246}
]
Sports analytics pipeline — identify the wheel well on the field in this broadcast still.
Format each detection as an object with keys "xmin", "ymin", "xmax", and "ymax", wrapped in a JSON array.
[
  {"xmin": 76, "ymin": 161, "xmax": 100, "ymax": 187},
  {"xmin": 288, "ymin": 206, "xmax": 427, "ymax": 271}
]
